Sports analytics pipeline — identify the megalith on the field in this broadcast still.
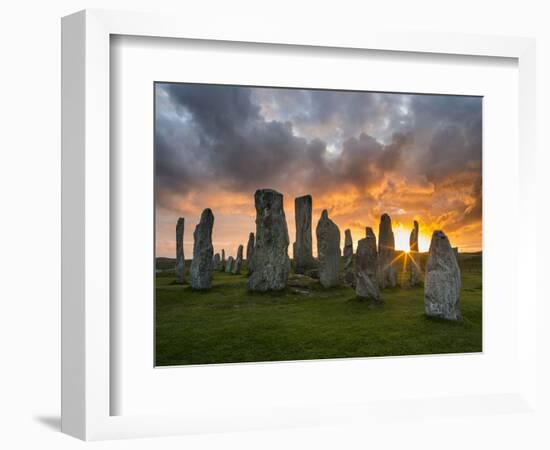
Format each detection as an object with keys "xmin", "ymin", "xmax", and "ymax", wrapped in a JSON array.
[
  {"xmin": 247, "ymin": 189, "xmax": 290, "ymax": 291},
  {"xmin": 225, "ymin": 256, "xmax": 234, "ymax": 273},
  {"xmin": 316, "ymin": 210, "xmax": 341, "ymax": 288},
  {"xmin": 175, "ymin": 217, "xmax": 185, "ymax": 284},
  {"xmin": 213, "ymin": 253, "xmax": 221, "ymax": 270},
  {"xmin": 293, "ymin": 195, "xmax": 316, "ymax": 274},
  {"xmin": 221, "ymin": 249, "xmax": 226, "ymax": 271},
  {"xmin": 424, "ymin": 230, "xmax": 462, "ymax": 320},
  {"xmin": 232, "ymin": 245, "xmax": 244, "ymax": 274},
  {"xmin": 190, "ymin": 209, "xmax": 215, "ymax": 289},
  {"xmin": 355, "ymin": 227, "xmax": 380, "ymax": 301},
  {"xmin": 378, "ymin": 213, "xmax": 397, "ymax": 288},
  {"xmin": 408, "ymin": 220, "xmax": 421, "ymax": 286},
  {"xmin": 246, "ymin": 232, "xmax": 255, "ymax": 276},
  {"xmin": 343, "ymin": 229, "xmax": 355, "ymax": 286}
]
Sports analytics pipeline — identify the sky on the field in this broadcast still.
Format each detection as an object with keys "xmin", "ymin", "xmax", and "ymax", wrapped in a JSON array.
[{"xmin": 155, "ymin": 82, "xmax": 482, "ymax": 259}]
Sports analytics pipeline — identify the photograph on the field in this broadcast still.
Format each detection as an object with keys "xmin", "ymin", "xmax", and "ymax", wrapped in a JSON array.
[{"xmin": 154, "ymin": 82, "xmax": 482, "ymax": 366}]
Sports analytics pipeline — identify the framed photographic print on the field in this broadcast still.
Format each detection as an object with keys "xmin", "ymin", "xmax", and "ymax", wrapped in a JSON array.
[{"xmin": 62, "ymin": 9, "xmax": 537, "ymax": 441}]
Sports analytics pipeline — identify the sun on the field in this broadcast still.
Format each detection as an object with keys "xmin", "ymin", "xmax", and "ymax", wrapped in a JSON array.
[
  {"xmin": 392, "ymin": 223, "xmax": 432, "ymax": 252},
  {"xmin": 393, "ymin": 225, "xmax": 410, "ymax": 252}
]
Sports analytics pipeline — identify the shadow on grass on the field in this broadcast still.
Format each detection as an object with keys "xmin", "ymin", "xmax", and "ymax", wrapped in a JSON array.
[
  {"xmin": 346, "ymin": 296, "xmax": 385, "ymax": 308},
  {"xmin": 422, "ymin": 314, "xmax": 464, "ymax": 326}
]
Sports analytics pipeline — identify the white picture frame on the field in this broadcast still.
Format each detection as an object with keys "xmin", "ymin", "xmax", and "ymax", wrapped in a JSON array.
[{"xmin": 61, "ymin": 9, "xmax": 537, "ymax": 441}]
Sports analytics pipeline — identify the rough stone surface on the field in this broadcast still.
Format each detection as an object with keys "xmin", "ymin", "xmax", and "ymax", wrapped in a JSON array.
[
  {"xmin": 316, "ymin": 210, "xmax": 341, "ymax": 288},
  {"xmin": 175, "ymin": 217, "xmax": 185, "ymax": 284},
  {"xmin": 408, "ymin": 220, "xmax": 421, "ymax": 286},
  {"xmin": 343, "ymin": 229, "xmax": 355, "ymax": 286},
  {"xmin": 378, "ymin": 213, "xmax": 397, "ymax": 288},
  {"xmin": 213, "ymin": 253, "xmax": 221, "ymax": 270},
  {"xmin": 246, "ymin": 232, "xmax": 255, "ymax": 276},
  {"xmin": 247, "ymin": 189, "xmax": 291, "ymax": 291},
  {"xmin": 453, "ymin": 247, "xmax": 459, "ymax": 261},
  {"xmin": 355, "ymin": 227, "xmax": 380, "ymax": 300},
  {"xmin": 232, "ymin": 245, "xmax": 244, "ymax": 274},
  {"xmin": 305, "ymin": 268, "xmax": 319, "ymax": 279},
  {"xmin": 190, "ymin": 209, "xmax": 215, "ymax": 289},
  {"xmin": 424, "ymin": 230, "xmax": 462, "ymax": 320},
  {"xmin": 225, "ymin": 256, "xmax": 234, "ymax": 273},
  {"xmin": 221, "ymin": 249, "xmax": 226, "ymax": 271},
  {"xmin": 293, "ymin": 195, "xmax": 317, "ymax": 274}
]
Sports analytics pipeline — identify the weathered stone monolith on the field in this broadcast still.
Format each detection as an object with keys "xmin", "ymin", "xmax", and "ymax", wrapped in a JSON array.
[
  {"xmin": 247, "ymin": 189, "xmax": 290, "ymax": 291},
  {"xmin": 316, "ymin": 210, "xmax": 341, "ymax": 288},
  {"xmin": 213, "ymin": 253, "xmax": 221, "ymax": 270},
  {"xmin": 232, "ymin": 245, "xmax": 244, "ymax": 274},
  {"xmin": 293, "ymin": 195, "xmax": 316, "ymax": 274},
  {"xmin": 408, "ymin": 220, "xmax": 421, "ymax": 286},
  {"xmin": 221, "ymin": 249, "xmax": 226, "ymax": 271},
  {"xmin": 378, "ymin": 213, "xmax": 397, "ymax": 288},
  {"xmin": 343, "ymin": 229, "xmax": 355, "ymax": 286},
  {"xmin": 424, "ymin": 230, "xmax": 461, "ymax": 320},
  {"xmin": 246, "ymin": 232, "xmax": 255, "ymax": 276},
  {"xmin": 225, "ymin": 256, "xmax": 234, "ymax": 273},
  {"xmin": 190, "ymin": 209, "xmax": 214, "ymax": 289},
  {"xmin": 175, "ymin": 217, "xmax": 185, "ymax": 284},
  {"xmin": 355, "ymin": 227, "xmax": 380, "ymax": 301}
]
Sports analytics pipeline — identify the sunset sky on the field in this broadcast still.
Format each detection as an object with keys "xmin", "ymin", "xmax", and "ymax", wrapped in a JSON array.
[{"xmin": 155, "ymin": 83, "xmax": 482, "ymax": 259}]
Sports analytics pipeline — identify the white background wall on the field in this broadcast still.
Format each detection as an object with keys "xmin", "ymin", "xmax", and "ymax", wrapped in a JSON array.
[{"xmin": 0, "ymin": 1, "xmax": 548, "ymax": 449}]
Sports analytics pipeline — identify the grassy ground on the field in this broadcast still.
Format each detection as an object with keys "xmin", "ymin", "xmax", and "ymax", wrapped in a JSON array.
[{"xmin": 155, "ymin": 253, "xmax": 482, "ymax": 366}]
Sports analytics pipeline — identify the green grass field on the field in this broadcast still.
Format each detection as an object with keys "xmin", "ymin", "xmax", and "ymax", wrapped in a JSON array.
[{"xmin": 155, "ymin": 253, "xmax": 482, "ymax": 366}]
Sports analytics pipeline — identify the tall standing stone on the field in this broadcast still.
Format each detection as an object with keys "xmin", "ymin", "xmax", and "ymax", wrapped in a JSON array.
[
  {"xmin": 225, "ymin": 256, "xmax": 234, "ymax": 273},
  {"xmin": 247, "ymin": 189, "xmax": 290, "ymax": 291},
  {"xmin": 220, "ymin": 249, "xmax": 226, "ymax": 271},
  {"xmin": 190, "ymin": 209, "xmax": 215, "ymax": 290},
  {"xmin": 378, "ymin": 213, "xmax": 397, "ymax": 288},
  {"xmin": 213, "ymin": 253, "xmax": 221, "ymax": 270},
  {"xmin": 355, "ymin": 227, "xmax": 380, "ymax": 301},
  {"xmin": 246, "ymin": 232, "xmax": 255, "ymax": 276},
  {"xmin": 343, "ymin": 229, "xmax": 355, "ymax": 286},
  {"xmin": 424, "ymin": 230, "xmax": 462, "ymax": 320},
  {"xmin": 293, "ymin": 195, "xmax": 316, "ymax": 274},
  {"xmin": 175, "ymin": 217, "xmax": 185, "ymax": 284},
  {"xmin": 408, "ymin": 220, "xmax": 421, "ymax": 286},
  {"xmin": 232, "ymin": 245, "xmax": 244, "ymax": 274},
  {"xmin": 316, "ymin": 210, "xmax": 341, "ymax": 288}
]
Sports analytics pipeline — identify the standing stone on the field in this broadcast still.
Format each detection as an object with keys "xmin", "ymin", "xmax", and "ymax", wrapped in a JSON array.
[
  {"xmin": 190, "ymin": 209, "xmax": 215, "ymax": 290},
  {"xmin": 246, "ymin": 232, "xmax": 255, "ymax": 276},
  {"xmin": 355, "ymin": 227, "xmax": 380, "ymax": 301},
  {"xmin": 175, "ymin": 217, "xmax": 185, "ymax": 284},
  {"xmin": 213, "ymin": 253, "xmax": 221, "ymax": 270},
  {"xmin": 232, "ymin": 245, "xmax": 244, "ymax": 274},
  {"xmin": 378, "ymin": 213, "xmax": 397, "ymax": 288},
  {"xmin": 316, "ymin": 210, "xmax": 341, "ymax": 288},
  {"xmin": 225, "ymin": 256, "xmax": 234, "ymax": 273},
  {"xmin": 424, "ymin": 230, "xmax": 462, "ymax": 320},
  {"xmin": 408, "ymin": 220, "xmax": 421, "ymax": 286},
  {"xmin": 220, "ymin": 249, "xmax": 226, "ymax": 271},
  {"xmin": 247, "ymin": 189, "xmax": 290, "ymax": 291},
  {"xmin": 293, "ymin": 195, "xmax": 316, "ymax": 274},
  {"xmin": 343, "ymin": 229, "xmax": 355, "ymax": 286},
  {"xmin": 453, "ymin": 247, "xmax": 459, "ymax": 261}
]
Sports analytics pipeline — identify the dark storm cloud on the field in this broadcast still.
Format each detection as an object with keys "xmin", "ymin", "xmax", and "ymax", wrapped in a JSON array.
[
  {"xmin": 155, "ymin": 83, "xmax": 482, "ymax": 244},
  {"xmin": 155, "ymin": 83, "xmax": 335, "ymax": 207}
]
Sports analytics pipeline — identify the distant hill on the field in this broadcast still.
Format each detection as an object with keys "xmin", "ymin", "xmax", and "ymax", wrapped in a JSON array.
[{"xmin": 156, "ymin": 257, "xmax": 177, "ymax": 272}]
